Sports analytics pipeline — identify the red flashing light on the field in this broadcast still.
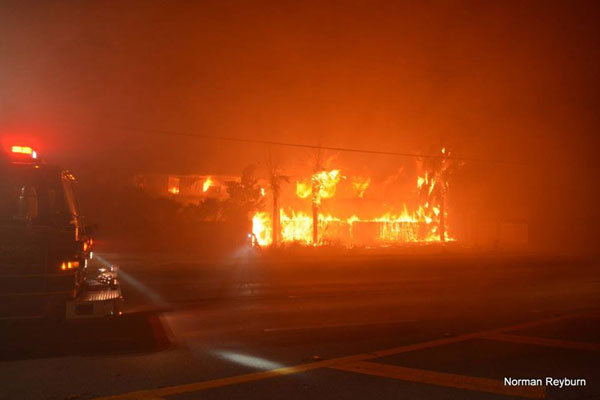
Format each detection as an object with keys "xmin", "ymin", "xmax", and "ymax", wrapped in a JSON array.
[{"xmin": 11, "ymin": 145, "xmax": 37, "ymax": 159}]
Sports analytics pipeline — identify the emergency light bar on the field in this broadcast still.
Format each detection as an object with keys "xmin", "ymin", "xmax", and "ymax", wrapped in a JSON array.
[{"xmin": 11, "ymin": 145, "xmax": 37, "ymax": 159}]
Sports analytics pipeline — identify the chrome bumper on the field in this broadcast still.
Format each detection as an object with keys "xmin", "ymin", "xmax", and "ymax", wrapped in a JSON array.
[{"xmin": 66, "ymin": 266, "xmax": 124, "ymax": 319}]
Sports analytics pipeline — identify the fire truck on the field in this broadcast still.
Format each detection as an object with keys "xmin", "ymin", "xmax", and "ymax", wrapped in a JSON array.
[{"xmin": 0, "ymin": 145, "xmax": 123, "ymax": 319}]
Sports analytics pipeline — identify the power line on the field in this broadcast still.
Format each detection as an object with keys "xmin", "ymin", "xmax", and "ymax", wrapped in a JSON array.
[
  {"xmin": 65, "ymin": 120, "xmax": 523, "ymax": 165},
  {"xmin": 126, "ymin": 127, "xmax": 520, "ymax": 165}
]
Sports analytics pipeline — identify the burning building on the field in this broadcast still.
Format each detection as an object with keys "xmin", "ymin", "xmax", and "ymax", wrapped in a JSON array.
[
  {"xmin": 133, "ymin": 173, "xmax": 238, "ymax": 204},
  {"xmin": 252, "ymin": 149, "xmax": 455, "ymax": 247},
  {"xmin": 132, "ymin": 147, "xmax": 531, "ymax": 251}
]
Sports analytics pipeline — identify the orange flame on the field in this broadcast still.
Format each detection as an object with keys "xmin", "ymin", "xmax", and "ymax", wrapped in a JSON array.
[
  {"xmin": 313, "ymin": 169, "xmax": 341, "ymax": 200},
  {"xmin": 297, "ymin": 169, "xmax": 342, "ymax": 202},
  {"xmin": 252, "ymin": 212, "xmax": 272, "ymax": 246},
  {"xmin": 203, "ymin": 177, "xmax": 213, "ymax": 192},
  {"xmin": 352, "ymin": 177, "xmax": 370, "ymax": 198},
  {"xmin": 296, "ymin": 181, "xmax": 312, "ymax": 198}
]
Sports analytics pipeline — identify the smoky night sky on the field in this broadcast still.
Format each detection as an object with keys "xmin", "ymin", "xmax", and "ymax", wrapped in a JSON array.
[{"xmin": 1, "ymin": 0, "xmax": 600, "ymax": 249}]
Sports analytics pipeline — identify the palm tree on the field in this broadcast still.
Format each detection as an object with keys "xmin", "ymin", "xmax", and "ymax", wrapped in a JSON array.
[
  {"xmin": 266, "ymin": 154, "xmax": 289, "ymax": 246},
  {"xmin": 311, "ymin": 149, "xmax": 324, "ymax": 245},
  {"xmin": 419, "ymin": 147, "xmax": 457, "ymax": 242}
]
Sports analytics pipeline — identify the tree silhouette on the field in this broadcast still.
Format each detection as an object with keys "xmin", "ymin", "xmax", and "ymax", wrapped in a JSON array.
[{"xmin": 221, "ymin": 165, "xmax": 265, "ymax": 222}]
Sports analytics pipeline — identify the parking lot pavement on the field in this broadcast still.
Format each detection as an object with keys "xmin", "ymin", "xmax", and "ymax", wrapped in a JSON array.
[
  {"xmin": 3, "ymin": 253, "xmax": 596, "ymax": 400},
  {"xmin": 95, "ymin": 311, "xmax": 600, "ymax": 400}
]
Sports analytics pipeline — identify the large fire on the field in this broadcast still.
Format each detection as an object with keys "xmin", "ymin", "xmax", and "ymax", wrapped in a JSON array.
[{"xmin": 252, "ymin": 150, "xmax": 453, "ymax": 247}]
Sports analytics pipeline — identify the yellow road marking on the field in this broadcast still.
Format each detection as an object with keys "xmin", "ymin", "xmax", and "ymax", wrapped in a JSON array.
[
  {"xmin": 93, "ymin": 311, "xmax": 596, "ymax": 400},
  {"xmin": 357, "ymin": 311, "xmax": 596, "ymax": 359},
  {"xmin": 94, "ymin": 355, "xmax": 367, "ymax": 400},
  {"xmin": 330, "ymin": 361, "xmax": 546, "ymax": 399},
  {"xmin": 484, "ymin": 333, "xmax": 600, "ymax": 351}
]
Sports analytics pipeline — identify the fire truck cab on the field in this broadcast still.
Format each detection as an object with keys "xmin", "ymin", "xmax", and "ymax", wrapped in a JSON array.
[{"xmin": 0, "ymin": 146, "xmax": 123, "ymax": 319}]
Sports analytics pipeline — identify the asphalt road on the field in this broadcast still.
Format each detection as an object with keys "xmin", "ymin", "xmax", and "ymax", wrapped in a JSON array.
[{"xmin": 1, "ymin": 250, "xmax": 599, "ymax": 400}]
